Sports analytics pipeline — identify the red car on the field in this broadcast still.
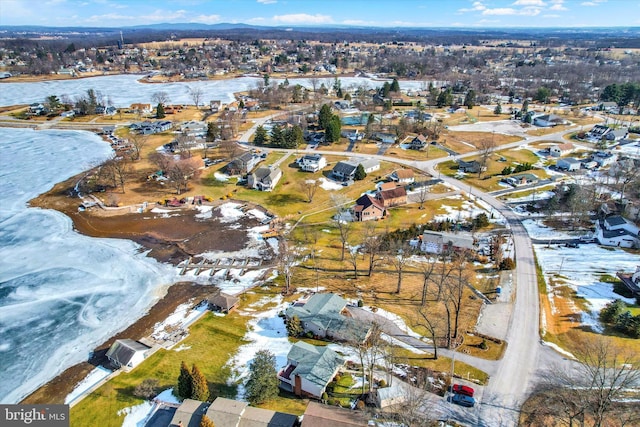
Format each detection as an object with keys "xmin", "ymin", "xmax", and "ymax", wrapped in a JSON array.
[{"xmin": 452, "ymin": 384, "xmax": 475, "ymax": 397}]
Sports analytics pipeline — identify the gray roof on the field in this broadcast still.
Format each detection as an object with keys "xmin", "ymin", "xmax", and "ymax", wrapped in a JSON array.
[
  {"xmin": 287, "ymin": 341, "xmax": 344, "ymax": 389},
  {"xmin": 301, "ymin": 401, "xmax": 368, "ymax": 427},
  {"xmin": 170, "ymin": 399, "xmax": 208, "ymax": 427},
  {"xmin": 239, "ymin": 407, "xmax": 298, "ymax": 427},
  {"xmin": 358, "ymin": 158, "xmax": 379, "ymax": 170},
  {"xmin": 286, "ymin": 293, "xmax": 347, "ymax": 319},
  {"xmin": 332, "ymin": 161, "xmax": 357, "ymax": 175},
  {"xmin": 605, "ymin": 215, "xmax": 628, "ymax": 227},
  {"xmin": 302, "ymin": 153, "xmax": 324, "ymax": 162},
  {"xmin": 105, "ymin": 339, "xmax": 149, "ymax": 367},
  {"xmin": 206, "ymin": 397, "xmax": 247, "ymax": 427}
]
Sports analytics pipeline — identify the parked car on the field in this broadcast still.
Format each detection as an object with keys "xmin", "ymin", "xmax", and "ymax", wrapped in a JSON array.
[
  {"xmin": 451, "ymin": 393, "xmax": 475, "ymax": 407},
  {"xmin": 452, "ymin": 384, "xmax": 475, "ymax": 397}
]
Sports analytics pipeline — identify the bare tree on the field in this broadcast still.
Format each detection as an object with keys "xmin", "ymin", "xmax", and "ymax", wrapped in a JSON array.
[
  {"xmin": 166, "ymin": 157, "xmax": 201, "ymax": 194},
  {"xmin": 148, "ymin": 151, "xmax": 173, "ymax": 173},
  {"xmin": 330, "ymin": 194, "xmax": 353, "ymax": 261},
  {"xmin": 151, "ymin": 91, "xmax": 170, "ymax": 106},
  {"xmin": 416, "ymin": 306, "xmax": 445, "ymax": 359},
  {"xmin": 445, "ymin": 250, "xmax": 473, "ymax": 340},
  {"xmin": 349, "ymin": 322, "xmax": 383, "ymax": 397},
  {"xmin": 362, "ymin": 222, "xmax": 384, "ymax": 277},
  {"xmin": 219, "ymin": 139, "xmax": 242, "ymax": 161},
  {"xmin": 386, "ymin": 240, "xmax": 413, "ymax": 294},
  {"xmin": 189, "ymin": 86, "xmax": 204, "ymax": 109},
  {"xmin": 300, "ymin": 179, "xmax": 320, "ymax": 203},
  {"xmin": 477, "ymin": 135, "xmax": 496, "ymax": 178},
  {"xmin": 415, "ymin": 180, "xmax": 430, "ymax": 210},
  {"xmin": 128, "ymin": 133, "xmax": 148, "ymax": 161},
  {"xmin": 278, "ymin": 238, "xmax": 297, "ymax": 295},
  {"xmin": 610, "ymin": 158, "xmax": 639, "ymax": 202},
  {"xmin": 102, "ymin": 155, "xmax": 130, "ymax": 193}
]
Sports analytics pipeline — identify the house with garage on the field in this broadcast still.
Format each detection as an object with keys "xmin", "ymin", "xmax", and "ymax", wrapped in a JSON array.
[
  {"xmin": 360, "ymin": 158, "xmax": 380, "ymax": 174},
  {"xmin": 278, "ymin": 341, "xmax": 344, "ymax": 399},
  {"xmin": 587, "ymin": 124, "xmax": 612, "ymax": 141},
  {"xmin": 390, "ymin": 168, "xmax": 415, "ymax": 184},
  {"xmin": 408, "ymin": 134, "xmax": 427, "ymax": 150},
  {"xmin": 331, "ymin": 160, "xmax": 358, "ymax": 182},
  {"xmin": 374, "ymin": 132, "xmax": 396, "ymax": 144},
  {"xmin": 504, "ymin": 173, "xmax": 540, "ymax": 186},
  {"xmin": 605, "ymin": 128, "xmax": 629, "ymax": 142},
  {"xmin": 300, "ymin": 154, "xmax": 327, "ymax": 172},
  {"xmin": 550, "ymin": 143, "xmax": 575, "ymax": 157},
  {"xmin": 457, "ymin": 160, "xmax": 485, "ymax": 174},
  {"xmin": 533, "ymin": 113, "xmax": 566, "ymax": 127},
  {"xmin": 170, "ymin": 399, "xmax": 208, "ymax": 427},
  {"xmin": 420, "ymin": 231, "xmax": 476, "ymax": 254},
  {"xmin": 377, "ymin": 186, "xmax": 407, "ymax": 207},
  {"xmin": 591, "ymin": 151, "xmax": 617, "ymax": 167},
  {"xmin": 226, "ymin": 152, "xmax": 262, "ymax": 175},
  {"xmin": 205, "ymin": 397, "xmax": 297, "ymax": 427},
  {"xmin": 594, "ymin": 215, "xmax": 640, "ymax": 248},
  {"xmin": 353, "ymin": 194, "xmax": 386, "ymax": 222},
  {"xmin": 248, "ymin": 166, "xmax": 282, "ymax": 191},
  {"xmin": 130, "ymin": 103, "xmax": 153, "ymax": 115},
  {"xmin": 301, "ymin": 401, "xmax": 369, "ymax": 427},
  {"xmin": 285, "ymin": 293, "xmax": 370, "ymax": 343},
  {"xmin": 105, "ymin": 339, "xmax": 151, "ymax": 370},
  {"xmin": 556, "ymin": 157, "xmax": 581, "ymax": 171}
]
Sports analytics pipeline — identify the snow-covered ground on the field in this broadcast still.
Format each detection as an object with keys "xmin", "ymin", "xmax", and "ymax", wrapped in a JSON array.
[
  {"xmin": 150, "ymin": 301, "xmax": 208, "ymax": 342},
  {"xmin": 521, "ymin": 219, "xmax": 585, "ymax": 240},
  {"xmin": 64, "ymin": 366, "xmax": 112, "ymax": 404},
  {"xmin": 318, "ymin": 177, "xmax": 343, "ymax": 191},
  {"xmin": 433, "ymin": 194, "xmax": 504, "ymax": 225},
  {"xmin": 534, "ymin": 243, "xmax": 638, "ymax": 333},
  {"xmin": 119, "ymin": 388, "xmax": 179, "ymax": 427}
]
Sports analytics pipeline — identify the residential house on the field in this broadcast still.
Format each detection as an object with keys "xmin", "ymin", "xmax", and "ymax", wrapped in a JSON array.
[
  {"xmin": 105, "ymin": 339, "xmax": 151, "ymax": 370},
  {"xmin": 60, "ymin": 110, "xmax": 75, "ymax": 118},
  {"xmin": 598, "ymin": 101, "xmax": 619, "ymax": 113},
  {"xmin": 587, "ymin": 124, "xmax": 612, "ymax": 141},
  {"xmin": 359, "ymin": 158, "xmax": 380, "ymax": 174},
  {"xmin": 104, "ymin": 106, "xmax": 117, "ymax": 116},
  {"xmin": 420, "ymin": 231, "xmax": 476, "ymax": 254},
  {"xmin": 376, "ymin": 382, "xmax": 411, "ymax": 408},
  {"xmin": 29, "ymin": 103, "xmax": 45, "ymax": 115},
  {"xmin": 556, "ymin": 158, "xmax": 581, "ymax": 171},
  {"xmin": 248, "ymin": 166, "xmax": 282, "ymax": 191},
  {"xmin": 285, "ymin": 293, "xmax": 370, "ymax": 343},
  {"xmin": 340, "ymin": 128, "xmax": 360, "ymax": 141},
  {"xmin": 170, "ymin": 399, "xmax": 208, "ymax": 427},
  {"xmin": 206, "ymin": 397, "xmax": 297, "ymax": 427},
  {"xmin": 390, "ymin": 169, "xmax": 415, "ymax": 184},
  {"xmin": 353, "ymin": 194, "xmax": 386, "ymax": 222},
  {"xmin": 595, "ymin": 215, "xmax": 640, "ymax": 248},
  {"xmin": 504, "ymin": 173, "xmax": 540, "ymax": 186},
  {"xmin": 331, "ymin": 161, "xmax": 358, "ymax": 182},
  {"xmin": 377, "ymin": 186, "xmax": 407, "ymax": 207},
  {"xmin": 300, "ymin": 154, "xmax": 327, "ymax": 172},
  {"xmin": 549, "ymin": 143, "xmax": 575, "ymax": 157},
  {"xmin": 227, "ymin": 152, "xmax": 262, "ymax": 175},
  {"xmin": 408, "ymin": 134, "xmax": 427, "ymax": 150},
  {"xmin": 130, "ymin": 103, "xmax": 152, "ymax": 115},
  {"xmin": 278, "ymin": 341, "xmax": 344, "ymax": 399},
  {"xmin": 533, "ymin": 113, "xmax": 566, "ymax": 127},
  {"xmin": 301, "ymin": 402, "xmax": 369, "ymax": 427},
  {"xmin": 616, "ymin": 266, "xmax": 640, "ymax": 297},
  {"xmin": 208, "ymin": 292, "xmax": 239, "ymax": 313},
  {"xmin": 605, "ymin": 128, "xmax": 629, "ymax": 142},
  {"xmin": 457, "ymin": 160, "xmax": 485, "ymax": 174},
  {"xmin": 374, "ymin": 132, "xmax": 396, "ymax": 144},
  {"xmin": 591, "ymin": 151, "xmax": 617, "ymax": 167}
]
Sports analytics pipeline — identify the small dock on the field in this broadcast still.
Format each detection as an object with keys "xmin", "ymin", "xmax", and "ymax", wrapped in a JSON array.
[{"xmin": 179, "ymin": 257, "xmax": 272, "ymax": 276}]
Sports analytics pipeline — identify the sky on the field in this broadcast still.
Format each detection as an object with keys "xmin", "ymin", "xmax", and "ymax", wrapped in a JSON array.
[{"xmin": 0, "ymin": 0, "xmax": 639, "ymax": 28}]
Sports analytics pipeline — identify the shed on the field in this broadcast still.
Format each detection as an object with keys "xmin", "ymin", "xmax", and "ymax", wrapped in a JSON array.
[
  {"xmin": 105, "ymin": 339, "xmax": 150, "ymax": 369},
  {"xmin": 208, "ymin": 292, "xmax": 240, "ymax": 313}
]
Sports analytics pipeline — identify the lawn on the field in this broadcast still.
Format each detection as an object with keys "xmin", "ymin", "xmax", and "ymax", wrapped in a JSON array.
[{"xmin": 71, "ymin": 311, "xmax": 249, "ymax": 427}]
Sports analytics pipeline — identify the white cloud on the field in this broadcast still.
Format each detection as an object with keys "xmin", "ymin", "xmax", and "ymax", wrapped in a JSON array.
[
  {"xmin": 482, "ymin": 7, "xmax": 517, "ymax": 15},
  {"xmin": 272, "ymin": 13, "xmax": 332, "ymax": 24},
  {"xmin": 513, "ymin": 0, "xmax": 546, "ymax": 5},
  {"xmin": 191, "ymin": 14, "xmax": 221, "ymax": 24},
  {"xmin": 581, "ymin": 0, "xmax": 606, "ymax": 5},
  {"xmin": 459, "ymin": 1, "xmax": 487, "ymax": 12},
  {"xmin": 257, "ymin": 0, "xmax": 277, "ymax": 3},
  {"xmin": 140, "ymin": 9, "xmax": 187, "ymax": 22},
  {"xmin": 550, "ymin": 3, "xmax": 568, "ymax": 10},
  {"xmin": 84, "ymin": 13, "xmax": 136, "ymax": 22}
]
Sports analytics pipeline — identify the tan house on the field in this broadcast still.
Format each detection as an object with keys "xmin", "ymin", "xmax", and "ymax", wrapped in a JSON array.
[
  {"xmin": 301, "ymin": 402, "xmax": 369, "ymax": 427},
  {"xmin": 550, "ymin": 143, "xmax": 575, "ymax": 157},
  {"xmin": 354, "ymin": 194, "xmax": 386, "ymax": 221},
  {"xmin": 390, "ymin": 169, "xmax": 415, "ymax": 184},
  {"xmin": 377, "ymin": 186, "xmax": 407, "ymax": 207}
]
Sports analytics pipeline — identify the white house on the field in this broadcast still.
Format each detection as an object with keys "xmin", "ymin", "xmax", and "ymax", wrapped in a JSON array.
[
  {"xmin": 390, "ymin": 168, "xmax": 415, "ymax": 184},
  {"xmin": 556, "ymin": 157, "xmax": 581, "ymax": 171},
  {"xmin": 247, "ymin": 166, "xmax": 282, "ymax": 191},
  {"xmin": 105, "ymin": 339, "xmax": 151, "ymax": 370},
  {"xmin": 533, "ymin": 113, "xmax": 566, "ymax": 127},
  {"xmin": 595, "ymin": 215, "xmax": 640, "ymax": 248},
  {"xmin": 359, "ymin": 158, "xmax": 380, "ymax": 174},
  {"xmin": 299, "ymin": 154, "xmax": 327, "ymax": 172},
  {"xmin": 420, "ymin": 231, "xmax": 476, "ymax": 254},
  {"xmin": 549, "ymin": 143, "xmax": 575, "ymax": 157}
]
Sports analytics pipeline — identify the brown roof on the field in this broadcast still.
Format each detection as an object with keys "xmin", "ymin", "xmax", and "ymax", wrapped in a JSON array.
[
  {"xmin": 394, "ymin": 169, "xmax": 414, "ymax": 180},
  {"xmin": 355, "ymin": 194, "xmax": 385, "ymax": 211},
  {"xmin": 379, "ymin": 182, "xmax": 398, "ymax": 191},
  {"xmin": 301, "ymin": 402, "xmax": 368, "ymax": 427},
  {"xmin": 208, "ymin": 292, "xmax": 239, "ymax": 311},
  {"xmin": 378, "ymin": 186, "xmax": 407, "ymax": 200}
]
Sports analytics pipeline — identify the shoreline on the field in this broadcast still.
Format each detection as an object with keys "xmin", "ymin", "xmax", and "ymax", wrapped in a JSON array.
[{"xmin": 19, "ymin": 172, "xmax": 268, "ymax": 405}]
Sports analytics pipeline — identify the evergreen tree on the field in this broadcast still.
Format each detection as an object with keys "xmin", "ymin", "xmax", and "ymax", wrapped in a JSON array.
[
  {"xmin": 206, "ymin": 122, "xmax": 220, "ymax": 142},
  {"xmin": 318, "ymin": 104, "xmax": 333, "ymax": 130},
  {"xmin": 284, "ymin": 125, "xmax": 303, "ymax": 149},
  {"xmin": 390, "ymin": 78, "xmax": 400, "ymax": 93},
  {"xmin": 245, "ymin": 350, "xmax": 279, "ymax": 405},
  {"xmin": 325, "ymin": 115, "xmax": 341, "ymax": 143},
  {"xmin": 191, "ymin": 364, "xmax": 210, "ymax": 401},
  {"xmin": 354, "ymin": 164, "xmax": 366, "ymax": 181},
  {"xmin": 463, "ymin": 90, "xmax": 476, "ymax": 109},
  {"xmin": 156, "ymin": 103, "xmax": 165, "ymax": 119},
  {"xmin": 199, "ymin": 414, "xmax": 215, "ymax": 427},
  {"xmin": 270, "ymin": 125, "xmax": 285, "ymax": 148},
  {"xmin": 382, "ymin": 81, "xmax": 391, "ymax": 97},
  {"xmin": 253, "ymin": 125, "xmax": 268, "ymax": 146},
  {"xmin": 494, "ymin": 102, "xmax": 502, "ymax": 115},
  {"xmin": 238, "ymin": 100, "xmax": 245, "ymax": 110},
  {"xmin": 286, "ymin": 315, "xmax": 303, "ymax": 337},
  {"xmin": 177, "ymin": 361, "xmax": 193, "ymax": 400},
  {"xmin": 535, "ymin": 87, "xmax": 551, "ymax": 103},
  {"xmin": 521, "ymin": 99, "xmax": 529, "ymax": 115}
]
